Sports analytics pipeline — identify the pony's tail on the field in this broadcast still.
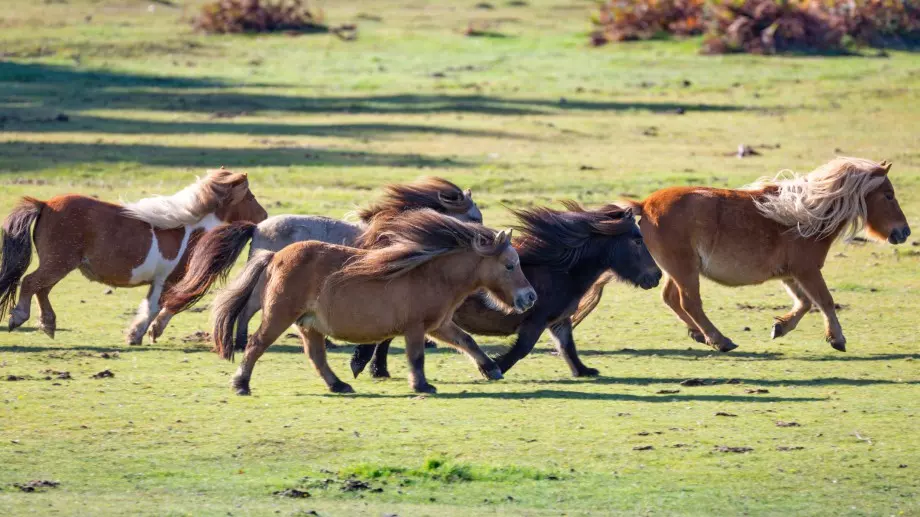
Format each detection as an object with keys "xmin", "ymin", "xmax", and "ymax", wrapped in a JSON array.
[
  {"xmin": 161, "ymin": 222, "xmax": 258, "ymax": 316},
  {"xmin": 571, "ymin": 272, "xmax": 614, "ymax": 328},
  {"xmin": 0, "ymin": 197, "xmax": 44, "ymax": 321},
  {"xmin": 212, "ymin": 250, "xmax": 274, "ymax": 362}
]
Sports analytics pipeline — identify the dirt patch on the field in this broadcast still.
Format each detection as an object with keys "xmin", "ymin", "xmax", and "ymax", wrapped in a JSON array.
[
  {"xmin": 13, "ymin": 480, "xmax": 60, "ymax": 492},
  {"xmin": 715, "ymin": 412, "xmax": 738, "ymax": 417},
  {"xmin": 273, "ymin": 488, "xmax": 311, "ymax": 498},
  {"xmin": 657, "ymin": 389, "xmax": 680, "ymax": 394},
  {"xmin": 181, "ymin": 331, "xmax": 211, "ymax": 343},
  {"xmin": 745, "ymin": 388, "xmax": 769, "ymax": 394},
  {"xmin": 41, "ymin": 369, "xmax": 71, "ymax": 380},
  {"xmin": 341, "ymin": 479, "xmax": 372, "ymax": 492},
  {"xmin": 715, "ymin": 446, "xmax": 753, "ymax": 453},
  {"xmin": 91, "ymin": 369, "xmax": 114, "ymax": 379},
  {"xmin": 99, "ymin": 352, "xmax": 120, "ymax": 359},
  {"xmin": 6, "ymin": 374, "xmax": 30, "ymax": 381},
  {"xmin": 633, "ymin": 445, "xmax": 654, "ymax": 451},
  {"xmin": 776, "ymin": 446, "xmax": 805, "ymax": 451},
  {"xmin": 776, "ymin": 421, "xmax": 801, "ymax": 427}
]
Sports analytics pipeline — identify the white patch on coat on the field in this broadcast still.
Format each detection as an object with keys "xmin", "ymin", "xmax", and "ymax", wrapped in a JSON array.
[{"xmin": 129, "ymin": 214, "xmax": 222, "ymax": 285}]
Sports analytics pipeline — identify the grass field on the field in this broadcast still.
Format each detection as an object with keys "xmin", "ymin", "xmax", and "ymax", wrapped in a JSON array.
[{"xmin": 1, "ymin": 1, "xmax": 919, "ymax": 515}]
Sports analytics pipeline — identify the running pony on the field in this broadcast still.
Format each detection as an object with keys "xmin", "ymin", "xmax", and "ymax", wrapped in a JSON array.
[
  {"xmin": 152, "ymin": 177, "xmax": 481, "ymax": 345},
  {"xmin": 0, "ymin": 169, "xmax": 267, "ymax": 344},
  {"xmin": 574, "ymin": 157, "xmax": 909, "ymax": 353},
  {"xmin": 350, "ymin": 201, "xmax": 662, "ymax": 379},
  {"xmin": 206, "ymin": 210, "xmax": 536, "ymax": 394}
]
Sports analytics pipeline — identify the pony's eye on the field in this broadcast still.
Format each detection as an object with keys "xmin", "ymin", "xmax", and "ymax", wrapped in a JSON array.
[
  {"xmin": 885, "ymin": 192, "xmax": 894, "ymax": 201},
  {"xmin": 505, "ymin": 263, "xmax": 515, "ymax": 271},
  {"xmin": 633, "ymin": 238, "xmax": 644, "ymax": 246}
]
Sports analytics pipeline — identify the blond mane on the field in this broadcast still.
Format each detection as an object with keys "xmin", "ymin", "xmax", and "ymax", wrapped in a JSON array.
[
  {"xmin": 122, "ymin": 169, "xmax": 241, "ymax": 229},
  {"xmin": 744, "ymin": 157, "xmax": 887, "ymax": 240}
]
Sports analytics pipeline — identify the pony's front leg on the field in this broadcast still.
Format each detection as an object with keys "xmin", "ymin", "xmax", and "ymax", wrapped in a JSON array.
[
  {"xmin": 660, "ymin": 276, "xmax": 705, "ymax": 343},
  {"xmin": 674, "ymin": 275, "xmax": 738, "ymax": 352},
  {"xmin": 404, "ymin": 325, "xmax": 436, "ymax": 393},
  {"xmin": 494, "ymin": 319, "xmax": 545, "ymax": 374},
  {"xmin": 792, "ymin": 270, "xmax": 846, "ymax": 352},
  {"xmin": 35, "ymin": 288, "xmax": 57, "ymax": 339},
  {"xmin": 548, "ymin": 318, "xmax": 597, "ymax": 377},
  {"xmin": 349, "ymin": 342, "xmax": 379, "ymax": 378},
  {"xmin": 428, "ymin": 322, "xmax": 502, "ymax": 380},
  {"xmin": 771, "ymin": 279, "xmax": 813, "ymax": 340},
  {"xmin": 300, "ymin": 326, "xmax": 353, "ymax": 393},
  {"xmin": 127, "ymin": 281, "xmax": 164, "ymax": 345}
]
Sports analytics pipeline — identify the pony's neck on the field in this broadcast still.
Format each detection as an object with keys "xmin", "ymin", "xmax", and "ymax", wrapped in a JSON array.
[
  {"xmin": 426, "ymin": 251, "xmax": 486, "ymax": 304},
  {"xmin": 567, "ymin": 242, "xmax": 615, "ymax": 293}
]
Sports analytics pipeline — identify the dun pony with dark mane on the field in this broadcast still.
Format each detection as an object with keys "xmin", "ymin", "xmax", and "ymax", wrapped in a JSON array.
[
  {"xmin": 573, "ymin": 157, "xmax": 910, "ymax": 353},
  {"xmin": 0, "ymin": 169, "xmax": 266, "ymax": 344},
  {"xmin": 351, "ymin": 201, "xmax": 662, "ymax": 379},
  {"xmin": 154, "ymin": 177, "xmax": 481, "ymax": 346},
  {"xmin": 199, "ymin": 210, "xmax": 536, "ymax": 394}
]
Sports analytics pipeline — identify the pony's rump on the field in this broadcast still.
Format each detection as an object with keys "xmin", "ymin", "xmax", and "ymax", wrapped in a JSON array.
[
  {"xmin": 618, "ymin": 199, "xmax": 645, "ymax": 218},
  {"xmin": 212, "ymin": 250, "xmax": 274, "ymax": 361},
  {"xmin": 0, "ymin": 197, "xmax": 44, "ymax": 321},
  {"xmin": 161, "ymin": 221, "xmax": 258, "ymax": 316}
]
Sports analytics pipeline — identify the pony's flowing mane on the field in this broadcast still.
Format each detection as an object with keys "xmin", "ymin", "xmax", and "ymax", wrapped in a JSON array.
[
  {"xmin": 122, "ymin": 169, "xmax": 243, "ymax": 229},
  {"xmin": 513, "ymin": 201, "xmax": 635, "ymax": 270},
  {"xmin": 334, "ymin": 210, "xmax": 509, "ymax": 284},
  {"xmin": 744, "ymin": 157, "xmax": 888, "ymax": 240},
  {"xmin": 356, "ymin": 177, "xmax": 474, "ymax": 224}
]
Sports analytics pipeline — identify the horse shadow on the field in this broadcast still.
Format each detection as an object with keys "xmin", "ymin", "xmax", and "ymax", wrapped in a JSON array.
[{"xmin": 315, "ymin": 390, "xmax": 826, "ymax": 403}]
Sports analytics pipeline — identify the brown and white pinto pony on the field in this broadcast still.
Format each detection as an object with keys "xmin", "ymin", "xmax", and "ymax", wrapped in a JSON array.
[
  {"xmin": 204, "ymin": 210, "xmax": 536, "ymax": 395},
  {"xmin": 574, "ymin": 157, "xmax": 909, "ymax": 353},
  {"xmin": 0, "ymin": 169, "xmax": 267, "ymax": 344}
]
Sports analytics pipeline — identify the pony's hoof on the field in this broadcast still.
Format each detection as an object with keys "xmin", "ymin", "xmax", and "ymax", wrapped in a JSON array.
[
  {"xmin": 574, "ymin": 367, "xmax": 600, "ymax": 377},
  {"xmin": 828, "ymin": 336, "xmax": 847, "ymax": 352},
  {"xmin": 424, "ymin": 339, "xmax": 438, "ymax": 349},
  {"xmin": 147, "ymin": 324, "xmax": 163, "ymax": 343},
  {"xmin": 235, "ymin": 387, "xmax": 251, "ymax": 396},
  {"xmin": 412, "ymin": 382, "xmax": 437, "ymax": 394},
  {"xmin": 716, "ymin": 339, "xmax": 738, "ymax": 353},
  {"xmin": 771, "ymin": 321, "xmax": 786, "ymax": 340},
  {"xmin": 39, "ymin": 322, "xmax": 55, "ymax": 339},
  {"xmin": 8, "ymin": 312, "xmax": 26, "ymax": 332},
  {"xmin": 370, "ymin": 369, "xmax": 390, "ymax": 379},
  {"xmin": 480, "ymin": 366, "xmax": 503, "ymax": 381},
  {"xmin": 330, "ymin": 381, "xmax": 355, "ymax": 394},
  {"xmin": 350, "ymin": 358, "xmax": 369, "ymax": 379},
  {"xmin": 688, "ymin": 329, "xmax": 706, "ymax": 344},
  {"xmin": 231, "ymin": 377, "xmax": 251, "ymax": 395}
]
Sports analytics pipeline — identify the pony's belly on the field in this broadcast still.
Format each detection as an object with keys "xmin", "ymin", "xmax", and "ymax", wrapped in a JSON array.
[{"xmin": 698, "ymin": 251, "xmax": 773, "ymax": 287}]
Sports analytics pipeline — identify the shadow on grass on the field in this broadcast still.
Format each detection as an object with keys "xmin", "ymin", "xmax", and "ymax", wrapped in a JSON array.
[
  {"xmin": 1, "ymin": 62, "xmax": 761, "ymax": 117},
  {"xmin": 0, "ymin": 141, "xmax": 471, "ymax": 173},
  {"xmin": 319, "ymin": 390, "xmax": 826, "ymax": 402},
  {"xmin": 577, "ymin": 347, "xmax": 785, "ymax": 360},
  {"xmin": 517, "ymin": 376, "xmax": 920, "ymax": 387}
]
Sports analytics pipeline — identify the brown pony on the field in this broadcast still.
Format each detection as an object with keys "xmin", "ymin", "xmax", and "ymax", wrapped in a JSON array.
[
  {"xmin": 0, "ymin": 169, "xmax": 267, "ymax": 344},
  {"xmin": 205, "ymin": 210, "xmax": 536, "ymax": 395},
  {"xmin": 574, "ymin": 157, "xmax": 909, "ymax": 353}
]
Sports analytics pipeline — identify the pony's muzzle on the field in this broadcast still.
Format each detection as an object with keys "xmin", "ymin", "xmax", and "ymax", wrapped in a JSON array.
[
  {"xmin": 639, "ymin": 269, "xmax": 663, "ymax": 290},
  {"xmin": 889, "ymin": 225, "xmax": 911, "ymax": 245},
  {"xmin": 513, "ymin": 289, "xmax": 538, "ymax": 313}
]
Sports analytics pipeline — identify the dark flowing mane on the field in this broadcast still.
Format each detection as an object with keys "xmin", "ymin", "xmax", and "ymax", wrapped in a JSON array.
[
  {"xmin": 335, "ymin": 210, "xmax": 509, "ymax": 283},
  {"xmin": 512, "ymin": 201, "xmax": 635, "ymax": 270},
  {"xmin": 357, "ymin": 177, "xmax": 474, "ymax": 223}
]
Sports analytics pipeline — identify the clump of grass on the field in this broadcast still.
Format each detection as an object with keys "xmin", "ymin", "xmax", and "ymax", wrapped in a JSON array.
[
  {"xmin": 194, "ymin": 0, "xmax": 327, "ymax": 34},
  {"xmin": 340, "ymin": 456, "xmax": 559, "ymax": 484}
]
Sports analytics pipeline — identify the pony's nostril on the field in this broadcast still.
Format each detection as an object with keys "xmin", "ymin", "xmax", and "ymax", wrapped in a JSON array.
[{"xmin": 905, "ymin": 227, "xmax": 912, "ymax": 238}]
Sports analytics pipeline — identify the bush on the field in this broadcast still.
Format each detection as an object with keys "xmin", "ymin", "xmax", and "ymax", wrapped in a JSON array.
[
  {"xmin": 593, "ymin": 0, "xmax": 920, "ymax": 53},
  {"xmin": 591, "ymin": 0, "xmax": 706, "ymax": 45},
  {"xmin": 195, "ymin": 0, "xmax": 327, "ymax": 34}
]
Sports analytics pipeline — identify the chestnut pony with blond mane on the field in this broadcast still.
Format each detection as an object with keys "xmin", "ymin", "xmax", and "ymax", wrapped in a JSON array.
[
  {"xmin": 573, "ymin": 157, "xmax": 910, "ymax": 353},
  {"xmin": 0, "ymin": 169, "xmax": 267, "ymax": 344},
  {"xmin": 205, "ymin": 210, "xmax": 536, "ymax": 395}
]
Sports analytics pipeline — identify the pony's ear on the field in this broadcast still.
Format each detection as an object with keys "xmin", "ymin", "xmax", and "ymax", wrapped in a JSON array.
[
  {"xmin": 876, "ymin": 161, "xmax": 892, "ymax": 175},
  {"xmin": 505, "ymin": 228, "xmax": 513, "ymax": 241},
  {"xmin": 464, "ymin": 188, "xmax": 473, "ymax": 200},
  {"xmin": 494, "ymin": 230, "xmax": 507, "ymax": 244},
  {"xmin": 232, "ymin": 172, "xmax": 249, "ymax": 185}
]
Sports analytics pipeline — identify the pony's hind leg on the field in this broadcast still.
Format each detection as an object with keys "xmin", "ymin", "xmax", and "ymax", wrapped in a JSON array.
[
  {"xmin": 428, "ymin": 322, "xmax": 502, "ymax": 381},
  {"xmin": 10, "ymin": 258, "xmax": 75, "ymax": 333},
  {"xmin": 349, "ymin": 342, "xmax": 379, "ymax": 378},
  {"xmin": 231, "ymin": 307, "xmax": 297, "ymax": 395},
  {"xmin": 404, "ymin": 325, "xmax": 435, "ymax": 393},
  {"xmin": 548, "ymin": 318, "xmax": 597, "ymax": 377},
  {"xmin": 232, "ymin": 289, "xmax": 262, "ymax": 352},
  {"xmin": 771, "ymin": 279, "xmax": 812, "ymax": 340},
  {"xmin": 792, "ymin": 269, "xmax": 846, "ymax": 352},
  {"xmin": 661, "ymin": 276, "xmax": 705, "ymax": 344},
  {"xmin": 300, "ymin": 326, "xmax": 353, "ymax": 393}
]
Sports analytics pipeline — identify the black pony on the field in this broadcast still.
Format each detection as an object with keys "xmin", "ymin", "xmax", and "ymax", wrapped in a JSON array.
[{"xmin": 350, "ymin": 201, "xmax": 662, "ymax": 378}]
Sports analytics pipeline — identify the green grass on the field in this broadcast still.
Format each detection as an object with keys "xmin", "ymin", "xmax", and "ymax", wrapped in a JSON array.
[{"xmin": 1, "ymin": 0, "xmax": 919, "ymax": 515}]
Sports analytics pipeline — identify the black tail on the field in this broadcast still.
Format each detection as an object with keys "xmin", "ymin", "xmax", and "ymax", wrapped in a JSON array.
[
  {"xmin": 212, "ymin": 250, "xmax": 274, "ymax": 361},
  {"xmin": 161, "ymin": 221, "xmax": 257, "ymax": 316},
  {"xmin": 0, "ymin": 197, "xmax": 43, "ymax": 322}
]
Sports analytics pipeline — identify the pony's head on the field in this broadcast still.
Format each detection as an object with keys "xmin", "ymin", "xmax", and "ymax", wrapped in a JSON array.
[
  {"xmin": 863, "ymin": 161, "xmax": 911, "ymax": 244},
  {"xmin": 513, "ymin": 201, "xmax": 661, "ymax": 290},
  {"xmin": 211, "ymin": 170, "xmax": 268, "ymax": 224},
  {"xmin": 472, "ymin": 229, "xmax": 537, "ymax": 314},
  {"xmin": 358, "ymin": 177, "xmax": 482, "ymax": 224}
]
